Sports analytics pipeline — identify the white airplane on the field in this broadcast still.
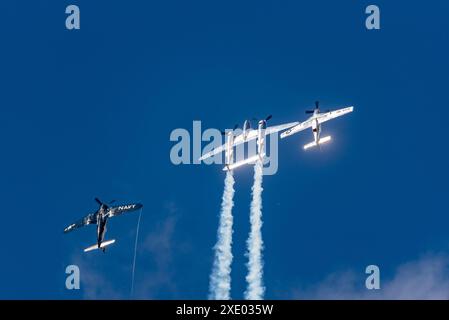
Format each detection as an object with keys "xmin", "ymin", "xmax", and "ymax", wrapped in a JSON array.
[
  {"xmin": 199, "ymin": 116, "xmax": 298, "ymax": 171},
  {"xmin": 280, "ymin": 101, "xmax": 353, "ymax": 150}
]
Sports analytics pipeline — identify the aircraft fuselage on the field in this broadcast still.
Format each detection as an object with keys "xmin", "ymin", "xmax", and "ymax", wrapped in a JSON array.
[
  {"xmin": 96, "ymin": 205, "xmax": 109, "ymax": 250},
  {"xmin": 225, "ymin": 131, "xmax": 235, "ymax": 169},
  {"xmin": 311, "ymin": 117, "xmax": 321, "ymax": 144},
  {"xmin": 257, "ymin": 119, "xmax": 267, "ymax": 159}
]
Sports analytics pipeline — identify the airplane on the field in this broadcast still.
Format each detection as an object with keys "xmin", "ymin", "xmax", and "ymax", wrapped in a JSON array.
[
  {"xmin": 199, "ymin": 116, "xmax": 298, "ymax": 171},
  {"xmin": 64, "ymin": 198, "xmax": 143, "ymax": 252},
  {"xmin": 280, "ymin": 101, "xmax": 353, "ymax": 150}
]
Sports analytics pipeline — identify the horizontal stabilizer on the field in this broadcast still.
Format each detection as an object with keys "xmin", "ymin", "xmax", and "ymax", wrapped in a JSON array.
[
  {"xmin": 303, "ymin": 136, "xmax": 331, "ymax": 150},
  {"xmin": 84, "ymin": 239, "xmax": 116, "ymax": 252},
  {"xmin": 223, "ymin": 154, "xmax": 263, "ymax": 171}
]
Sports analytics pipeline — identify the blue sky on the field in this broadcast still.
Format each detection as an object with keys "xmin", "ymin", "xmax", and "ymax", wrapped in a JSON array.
[{"xmin": 1, "ymin": 1, "xmax": 449, "ymax": 299}]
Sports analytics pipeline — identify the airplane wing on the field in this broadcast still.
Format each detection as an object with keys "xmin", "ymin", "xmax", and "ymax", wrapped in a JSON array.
[
  {"xmin": 280, "ymin": 119, "xmax": 313, "ymax": 139},
  {"xmin": 265, "ymin": 122, "xmax": 299, "ymax": 136},
  {"xmin": 232, "ymin": 130, "xmax": 258, "ymax": 146},
  {"xmin": 199, "ymin": 143, "xmax": 226, "ymax": 161},
  {"xmin": 199, "ymin": 123, "xmax": 298, "ymax": 161},
  {"xmin": 317, "ymin": 106, "xmax": 354, "ymax": 124},
  {"xmin": 199, "ymin": 130, "xmax": 258, "ymax": 161},
  {"xmin": 223, "ymin": 154, "xmax": 261, "ymax": 171},
  {"xmin": 64, "ymin": 213, "xmax": 97, "ymax": 233},
  {"xmin": 108, "ymin": 203, "xmax": 143, "ymax": 218}
]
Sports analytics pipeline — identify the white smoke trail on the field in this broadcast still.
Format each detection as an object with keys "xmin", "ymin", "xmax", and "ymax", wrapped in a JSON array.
[
  {"xmin": 209, "ymin": 171, "xmax": 235, "ymax": 300},
  {"xmin": 245, "ymin": 160, "xmax": 265, "ymax": 300},
  {"xmin": 130, "ymin": 208, "xmax": 143, "ymax": 298}
]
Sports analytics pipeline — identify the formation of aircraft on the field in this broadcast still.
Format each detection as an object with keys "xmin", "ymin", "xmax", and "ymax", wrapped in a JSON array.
[
  {"xmin": 64, "ymin": 198, "xmax": 143, "ymax": 252},
  {"xmin": 64, "ymin": 101, "xmax": 352, "ymax": 252},
  {"xmin": 199, "ymin": 116, "xmax": 298, "ymax": 171},
  {"xmin": 200, "ymin": 101, "xmax": 354, "ymax": 170}
]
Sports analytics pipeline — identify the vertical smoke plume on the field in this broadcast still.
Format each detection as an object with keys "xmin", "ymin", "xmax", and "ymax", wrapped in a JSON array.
[
  {"xmin": 245, "ymin": 160, "xmax": 265, "ymax": 300},
  {"xmin": 209, "ymin": 171, "xmax": 235, "ymax": 300},
  {"xmin": 130, "ymin": 208, "xmax": 143, "ymax": 298}
]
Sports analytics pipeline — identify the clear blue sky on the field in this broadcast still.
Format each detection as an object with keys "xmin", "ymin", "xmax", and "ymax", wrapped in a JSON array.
[{"xmin": 1, "ymin": 1, "xmax": 449, "ymax": 299}]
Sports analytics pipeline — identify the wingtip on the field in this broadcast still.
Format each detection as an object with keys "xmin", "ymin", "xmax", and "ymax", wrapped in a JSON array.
[{"xmin": 63, "ymin": 224, "xmax": 75, "ymax": 233}]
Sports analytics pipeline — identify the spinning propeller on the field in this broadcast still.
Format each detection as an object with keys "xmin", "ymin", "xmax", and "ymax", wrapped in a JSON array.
[{"xmin": 95, "ymin": 198, "xmax": 116, "ymax": 208}]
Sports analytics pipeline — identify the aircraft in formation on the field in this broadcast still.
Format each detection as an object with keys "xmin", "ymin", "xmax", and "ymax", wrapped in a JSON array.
[
  {"xmin": 199, "ymin": 116, "xmax": 298, "ymax": 171},
  {"xmin": 200, "ymin": 101, "xmax": 354, "ymax": 170},
  {"xmin": 64, "ymin": 198, "xmax": 143, "ymax": 252}
]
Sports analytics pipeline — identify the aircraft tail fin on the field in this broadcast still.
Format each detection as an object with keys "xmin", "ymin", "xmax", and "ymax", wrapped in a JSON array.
[
  {"xmin": 84, "ymin": 239, "xmax": 116, "ymax": 252},
  {"xmin": 303, "ymin": 136, "xmax": 331, "ymax": 150}
]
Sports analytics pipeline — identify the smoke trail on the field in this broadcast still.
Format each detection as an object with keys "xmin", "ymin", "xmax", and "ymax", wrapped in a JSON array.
[
  {"xmin": 130, "ymin": 208, "xmax": 143, "ymax": 298},
  {"xmin": 209, "ymin": 171, "xmax": 235, "ymax": 300},
  {"xmin": 245, "ymin": 160, "xmax": 265, "ymax": 300}
]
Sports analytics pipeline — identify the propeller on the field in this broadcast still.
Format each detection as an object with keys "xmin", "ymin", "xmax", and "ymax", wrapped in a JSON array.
[
  {"xmin": 252, "ymin": 115, "xmax": 272, "ymax": 122},
  {"xmin": 95, "ymin": 198, "xmax": 116, "ymax": 207},
  {"xmin": 221, "ymin": 124, "xmax": 239, "ymax": 135},
  {"xmin": 306, "ymin": 101, "xmax": 320, "ymax": 114},
  {"xmin": 221, "ymin": 116, "xmax": 271, "ymax": 135},
  {"xmin": 315, "ymin": 101, "xmax": 330, "ymax": 112}
]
